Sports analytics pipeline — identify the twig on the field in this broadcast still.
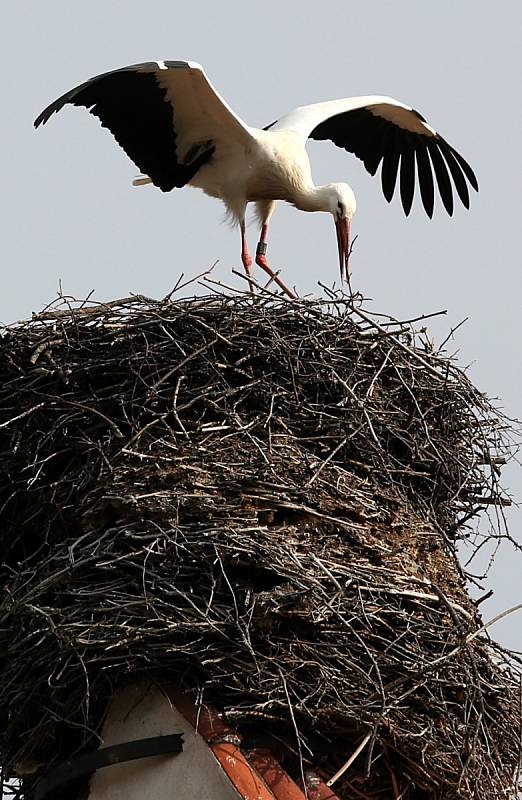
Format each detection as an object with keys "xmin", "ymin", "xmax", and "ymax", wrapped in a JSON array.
[
  {"xmin": 348, "ymin": 305, "xmax": 450, "ymax": 381},
  {"xmin": 0, "ymin": 403, "xmax": 45, "ymax": 429},
  {"xmin": 465, "ymin": 602, "xmax": 522, "ymax": 644},
  {"xmin": 306, "ymin": 437, "xmax": 347, "ymax": 486},
  {"xmin": 326, "ymin": 732, "xmax": 372, "ymax": 786}
]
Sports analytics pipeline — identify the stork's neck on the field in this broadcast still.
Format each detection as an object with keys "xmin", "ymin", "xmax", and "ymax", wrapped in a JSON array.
[{"xmin": 293, "ymin": 184, "xmax": 336, "ymax": 213}]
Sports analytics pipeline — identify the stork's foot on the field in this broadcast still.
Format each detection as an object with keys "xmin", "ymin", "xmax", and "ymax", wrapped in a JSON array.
[
  {"xmin": 241, "ymin": 253, "xmax": 256, "ymax": 295},
  {"xmin": 255, "ymin": 246, "xmax": 296, "ymax": 300}
]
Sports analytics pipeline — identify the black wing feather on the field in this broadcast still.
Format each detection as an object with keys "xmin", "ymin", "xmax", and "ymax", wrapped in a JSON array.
[
  {"xmin": 362, "ymin": 118, "xmax": 389, "ymax": 175},
  {"xmin": 381, "ymin": 128, "xmax": 401, "ymax": 203},
  {"xmin": 437, "ymin": 140, "xmax": 470, "ymax": 209},
  {"xmin": 427, "ymin": 141, "xmax": 454, "ymax": 216},
  {"xmin": 35, "ymin": 62, "xmax": 214, "ymax": 192},
  {"xmin": 414, "ymin": 142, "xmax": 435, "ymax": 218},
  {"xmin": 445, "ymin": 143, "xmax": 478, "ymax": 192},
  {"xmin": 399, "ymin": 136, "xmax": 416, "ymax": 216},
  {"xmin": 310, "ymin": 105, "xmax": 477, "ymax": 216}
]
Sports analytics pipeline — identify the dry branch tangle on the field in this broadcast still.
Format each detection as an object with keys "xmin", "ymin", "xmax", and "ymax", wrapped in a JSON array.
[{"xmin": 0, "ymin": 293, "xmax": 519, "ymax": 800}]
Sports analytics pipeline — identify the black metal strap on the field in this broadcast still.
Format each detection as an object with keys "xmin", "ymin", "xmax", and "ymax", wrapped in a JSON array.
[
  {"xmin": 256, "ymin": 241, "xmax": 267, "ymax": 256},
  {"xmin": 34, "ymin": 733, "xmax": 183, "ymax": 800}
]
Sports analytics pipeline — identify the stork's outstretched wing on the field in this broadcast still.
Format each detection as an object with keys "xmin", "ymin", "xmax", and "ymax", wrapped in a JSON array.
[
  {"xmin": 267, "ymin": 96, "xmax": 478, "ymax": 217},
  {"xmin": 35, "ymin": 61, "xmax": 255, "ymax": 192}
]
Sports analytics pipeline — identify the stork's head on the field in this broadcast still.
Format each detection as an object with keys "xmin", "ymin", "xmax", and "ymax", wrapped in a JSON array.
[{"xmin": 326, "ymin": 183, "xmax": 356, "ymax": 282}]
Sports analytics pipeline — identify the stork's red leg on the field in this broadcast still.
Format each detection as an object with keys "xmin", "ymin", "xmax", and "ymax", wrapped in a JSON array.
[
  {"xmin": 255, "ymin": 224, "xmax": 297, "ymax": 299},
  {"xmin": 239, "ymin": 221, "xmax": 256, "ymax": 294}
]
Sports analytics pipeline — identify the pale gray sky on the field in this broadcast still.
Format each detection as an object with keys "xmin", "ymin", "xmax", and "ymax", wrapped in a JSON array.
[{"xmin": 3, "ymin": 1, "xmax": 521, "ymax": 646}]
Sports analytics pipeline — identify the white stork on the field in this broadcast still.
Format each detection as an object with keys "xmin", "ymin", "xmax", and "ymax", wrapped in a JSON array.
[{"xmin": 35, "ymin": 60, "xmax": 478, "ymax": 298}]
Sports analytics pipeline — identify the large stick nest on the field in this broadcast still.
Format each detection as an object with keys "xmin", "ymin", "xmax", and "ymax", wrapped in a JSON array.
[{"xmin": 0, "ymin": 291, "xmax": 519, "ymax": 799}]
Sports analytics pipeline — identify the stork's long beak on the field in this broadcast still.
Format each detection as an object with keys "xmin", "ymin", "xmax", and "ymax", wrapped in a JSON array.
[{"xmin": 335, "ymin": 217, "xmax": 350, "ymax": 283}]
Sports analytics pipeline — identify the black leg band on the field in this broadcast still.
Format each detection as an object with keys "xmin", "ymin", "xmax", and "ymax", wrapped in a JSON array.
[{"xmin": 256, "ymin": 241, "xmax": 267, "ymax": 256}]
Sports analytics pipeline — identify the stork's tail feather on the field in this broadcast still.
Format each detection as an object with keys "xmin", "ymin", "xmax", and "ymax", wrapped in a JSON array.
[{"xmin": 132, "ymin": 175, "xmax": 152, "ymax": 187}]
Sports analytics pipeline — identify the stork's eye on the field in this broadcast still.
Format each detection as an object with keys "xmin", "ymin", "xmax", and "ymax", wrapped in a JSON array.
[{"xmin": 337, "ymin": 201, "xmax": 344, "ymax": 215}]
